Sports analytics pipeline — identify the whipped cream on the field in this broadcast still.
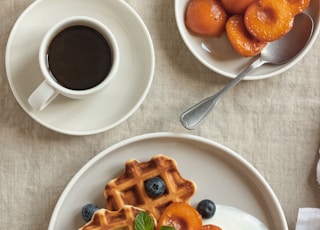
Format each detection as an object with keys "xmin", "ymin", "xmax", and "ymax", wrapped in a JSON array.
[{"xmin": 203, "ymin": 205, "xmax": 268, "ymax": 229}]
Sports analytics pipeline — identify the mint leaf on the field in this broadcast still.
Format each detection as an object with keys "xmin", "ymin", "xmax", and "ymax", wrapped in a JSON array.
[
  {"xmin": 134, "ymin": 211, "xmax": 154, "ymax": 230},
  {"xmin": 160, "ymin": 226, "xmax": 176, "ymax": 230}
]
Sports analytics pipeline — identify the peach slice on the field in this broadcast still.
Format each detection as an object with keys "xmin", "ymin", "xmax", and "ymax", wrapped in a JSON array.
[
  {"xmin": 185, "ymin": 0, "xmax": 228, "ymax": 36},
  {"xmin": 226, "ymin": 15, "xmax": 267, "ymax": 57},
  {"xmin": 221, "ymin": 0, "xmax": 256, "ymax": 15},
  {"xmin": 244, "ymin": 0, "xmax": 294, "ymax": 42},
  {"xmin": 202, "ymin": 224, "xmax": 222, "ymax": 230},
  {"xmin": 157, "ymin": 202, "xmax": 202, "ymax": 230},
  {"xmin": 286, "ymin": 0, "xmax": 310, "ymax": 16}
]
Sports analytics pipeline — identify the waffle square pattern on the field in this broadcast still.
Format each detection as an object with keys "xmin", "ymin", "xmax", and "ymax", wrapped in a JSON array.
[{"xmin": 104, "ymin": 155, "xmax": 196, "ymax": 221}]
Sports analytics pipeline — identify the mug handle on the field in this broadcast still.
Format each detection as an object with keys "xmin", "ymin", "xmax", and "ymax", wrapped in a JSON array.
[{"xmin": 28, "ymin": 81, "xmax": 59, "ymax": 111}]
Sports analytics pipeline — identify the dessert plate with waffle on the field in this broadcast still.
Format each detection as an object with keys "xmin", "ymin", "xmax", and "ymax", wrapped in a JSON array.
[
  {"xmin": 175, "ymin": 0, "xmax": 319, "ymax": 80},
  {"xmin": 48, "ymin": 133, "xmax": 287, "ymax": 229}
]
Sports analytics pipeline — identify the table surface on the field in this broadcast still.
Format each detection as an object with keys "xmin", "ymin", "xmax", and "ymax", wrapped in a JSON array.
[{"xmin": 0, "ymin": 0, "xmax": 319, "ymax": 229}]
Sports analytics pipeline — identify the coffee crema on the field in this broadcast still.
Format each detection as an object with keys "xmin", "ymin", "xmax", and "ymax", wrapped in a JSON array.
[{"xmin": 47, "ymin": 25, "xmax": 112, "ymax": 90}]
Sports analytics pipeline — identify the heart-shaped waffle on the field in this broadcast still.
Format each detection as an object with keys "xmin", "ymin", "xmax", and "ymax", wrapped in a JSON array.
[
  {"xmin": 104, "ymin": 154, "xmax": 196, "ymax": 220},
  {"xmin": 79, "ymin": 205, "xmax": 152, "ymax": 230}
]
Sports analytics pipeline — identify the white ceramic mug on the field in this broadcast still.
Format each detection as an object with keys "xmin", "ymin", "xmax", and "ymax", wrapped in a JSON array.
[{"xmin": 28, "ymin": 16, "xmax": 119, "ymax": 111}]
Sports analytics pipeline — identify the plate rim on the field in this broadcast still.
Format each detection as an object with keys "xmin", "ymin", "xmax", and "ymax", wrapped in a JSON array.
[
  {"xmin": 5, "ymin": 0, "xmax": 155, "ymax": 135},
  {"xmin": 48, "ymin": 132, "xmax": 288, "ymax": 229}
]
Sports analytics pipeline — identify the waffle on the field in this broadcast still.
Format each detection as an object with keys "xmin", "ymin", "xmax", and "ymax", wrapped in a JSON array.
[
  {"xmin": 79, "ymin": 205, "xmax": 150, "ymax": 230},
  {"xmin": 104, "ymin": 154, "xmax": 196, "ymax": 220}
]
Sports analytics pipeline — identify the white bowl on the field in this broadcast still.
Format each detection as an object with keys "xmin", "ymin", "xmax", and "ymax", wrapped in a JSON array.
[{"xmin": 175, "ymin": 0, "xmax": 320, "ymax": 80}]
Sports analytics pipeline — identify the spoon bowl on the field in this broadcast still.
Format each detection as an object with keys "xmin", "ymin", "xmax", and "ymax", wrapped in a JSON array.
[
  {"xmin": 180, "ymin": 13, "xmax": 314, "ymax": 130},
  {"xmin": 261, "ymin": 14, "xmax": 314, "ymax": 65}
]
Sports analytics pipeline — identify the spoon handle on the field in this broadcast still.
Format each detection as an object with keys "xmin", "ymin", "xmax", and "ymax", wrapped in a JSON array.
[{"xmin": 180, "ymin": 57, "xmax": 266, "ymax": 130}]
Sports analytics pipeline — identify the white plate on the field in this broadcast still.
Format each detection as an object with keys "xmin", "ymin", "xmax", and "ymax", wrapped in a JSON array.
[
  {"xmin": 5, "ymin": 0, "xmax": 154, "ymax": 135},
  {"xmin": 175, "ymin": 0, "xmax": 320, "ymax": 80},
  {"xmin": 48, "ymin": 133, "xmax": 288, "ymax": 229}
]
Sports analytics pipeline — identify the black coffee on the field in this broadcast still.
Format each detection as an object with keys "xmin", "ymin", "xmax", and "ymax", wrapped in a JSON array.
[{"xmin": 47, "ymin": 25, "xmax": 112, "ymax": 90}]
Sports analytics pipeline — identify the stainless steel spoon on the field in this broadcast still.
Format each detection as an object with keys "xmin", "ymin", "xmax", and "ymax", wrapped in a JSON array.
[{"xmin": 180, "ymin": 13, "xmax": 314, "ymax": 130}]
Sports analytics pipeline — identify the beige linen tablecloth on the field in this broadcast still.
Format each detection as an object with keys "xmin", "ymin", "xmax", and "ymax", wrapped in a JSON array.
[{"xmin": 0, "ymin": 0, "xmax": 319, "ymax": 229}]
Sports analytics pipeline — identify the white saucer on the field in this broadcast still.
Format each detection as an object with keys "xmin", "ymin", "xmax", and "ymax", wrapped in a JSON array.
[{"xmin": 5, "ymin": 0, "xmax": 154, "ymax": 135}]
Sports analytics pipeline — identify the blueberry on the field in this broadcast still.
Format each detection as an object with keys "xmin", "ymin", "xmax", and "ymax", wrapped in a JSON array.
[
  {"xmin": 81, "ymin": 203, "xmax": 99, "ymax": 222},
  {"xmin": 196, "ymin": 199, "xmax": 216, "ymax": 218},
  {"xmin": 145, "ymin": 177, "xmax": 166, "ymax": 198}
]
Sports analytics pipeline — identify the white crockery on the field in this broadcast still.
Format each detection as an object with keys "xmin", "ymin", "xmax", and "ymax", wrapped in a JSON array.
[
  {"xmin": 48, "ymin": 133, "xmax": 288, "ymax": 230},
  {"xmin": 28, "ymin": 16, "xmax": 120, "ymax": 111},
  {"xmin": 175, "ymin": 0, "xmax": 320, "ymax": 80},
  {"xmin": 6, "ymin": 0, "xmax": 154, "ymax": 135}
]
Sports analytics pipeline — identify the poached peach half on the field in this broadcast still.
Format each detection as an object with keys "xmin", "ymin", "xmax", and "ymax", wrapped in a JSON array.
[
  {"xmin": 221, "ymin": 0, "xmax": 256, "ymax": 15},
  {"xmin": 226, "ymin": 15, "xmax": 267, "ymax": 57},
  {"xmin": 185, "ymin": 0, "xmax": 228, "ymax": 36},
  {"xmin": 202, "ymin": 224, "xmax": 223, "ymax": 230},
  {"xmin": 286, "ymin": 0, "xmax": 310, "ymax": 16},
  {"xmin": 244, "ymin": 0, "xmax": 294, "ymax": 42},
  {"xmin": 157, "ymin": 202, "xmax": 202, "ymax": 230}
]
